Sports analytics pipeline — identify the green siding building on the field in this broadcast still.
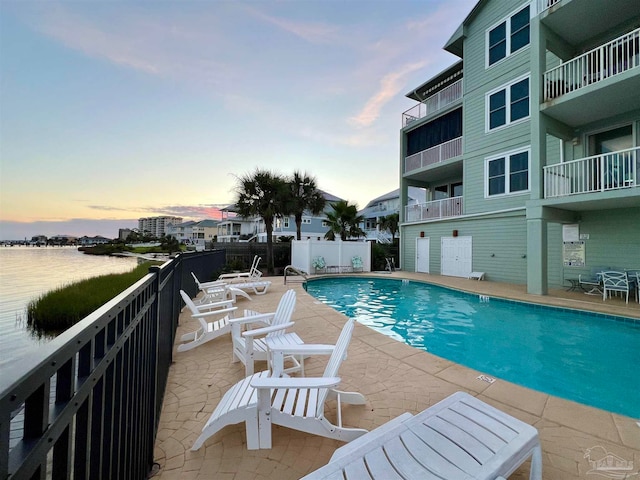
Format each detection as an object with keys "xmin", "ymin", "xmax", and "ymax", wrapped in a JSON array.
[{"xmin": 400, "ymin": 0, "xmax": 640, "ymax": 294}]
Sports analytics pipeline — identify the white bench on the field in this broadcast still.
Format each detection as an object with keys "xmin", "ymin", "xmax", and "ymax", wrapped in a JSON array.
[{"xmin": 469, "ymin": 271, "xmax": 485, "ymax": 281}]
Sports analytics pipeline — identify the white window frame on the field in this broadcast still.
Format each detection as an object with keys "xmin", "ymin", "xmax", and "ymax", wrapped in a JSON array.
[
  {"xmin": 484, "ymin": 146, "xmax": 531, "ymax": 198},
  {"xmin": 485, "ymin": 74, "xmax": 530, "ymax": 132},
  {"xmin": 322, "ymin": 220, "xmax": 329, "ymax": 227},
  {"xmin": 485, "ymin": 3, "xmax": 532, "ymax": 68},
  {"xmin": 302, "ymin": 217, "xmax": 311, "ymax": 224},
  {"xmin": 283, "ymin": 217, "xmax": 289, "ymax": 228}
]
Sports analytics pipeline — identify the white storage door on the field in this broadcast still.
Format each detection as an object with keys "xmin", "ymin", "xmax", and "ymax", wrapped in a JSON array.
[{"xmin": 441, "ymin": 236, "xmax": 472, "ymax": 278}]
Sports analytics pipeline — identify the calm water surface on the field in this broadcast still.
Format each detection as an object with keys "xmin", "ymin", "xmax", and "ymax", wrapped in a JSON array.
[
  {"xmin": 0, "ymin": 246, "xmax": 138, "ymax": 369},
  {"xmin": 307, "ymin": 277, "xmax": 640, "ymax": 418}
]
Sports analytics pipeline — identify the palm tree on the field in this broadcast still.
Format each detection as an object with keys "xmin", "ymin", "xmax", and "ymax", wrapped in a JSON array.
[
  {"xmin": 235, "ymin": 169, "xmax": 289, "ymax": 274},
  {"xmin": 378, "ymin": 213, "xmax": 399, "ymax": 241},
  {"xmin": 288, "ymin": 171, "xmax": 326, "ymax": 241},
  {"xmin": 324, "ymin": 200, "xmax": 365, "ymax": 241}
]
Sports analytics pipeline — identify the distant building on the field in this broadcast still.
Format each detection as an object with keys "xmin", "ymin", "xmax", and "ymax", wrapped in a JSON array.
[
  {"xmin": 30, "ymin": 235, "xmax": 47, "ymax": 246},
  {"xmin": 48, "ymin": 235, "xmax": 78, "ymax": 246},
  {"xmin": 138, "ymin": 216, "xmax": 183, "ymax": 238},
  {"xmin": 358, "ymin": 187, "xmax": 425, "ymax": 243},
  {"xmin": 167, "ymin": 220, "xmax": 219, "ymax": 248},
  {"xmin": 118, "ymin": 228, "xmax": 133, "ymax": 241},
  {"xmin": 79, "ymin": 236, "xmax": 111, "ymax": 246}
]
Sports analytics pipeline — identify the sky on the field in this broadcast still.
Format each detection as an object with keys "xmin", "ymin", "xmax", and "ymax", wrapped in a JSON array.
[{"xmin": 0, "ymin": 0, "xmax": 476, "ymax": 240}]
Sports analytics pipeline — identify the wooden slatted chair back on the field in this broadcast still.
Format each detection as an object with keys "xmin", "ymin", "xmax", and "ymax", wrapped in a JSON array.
[
  {"xmin": 265, "ymin": 289, "xmax": 296, "ymax": 338},
  {"xmin": 180, "ymin": 290, "xmax": 200, "ymax": 315},
  {"xmin": 316, "ymin": 319, "xmax": 356, "ymax": 416}
]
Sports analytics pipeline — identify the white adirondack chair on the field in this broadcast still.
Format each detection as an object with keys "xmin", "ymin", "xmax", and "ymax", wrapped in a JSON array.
[
  {"xmin": 301, "ymin": 391, "xmax": 542, "ymax": 480},
  {"xmin": 225, "ymin": 279, "xmax": 272, "ymax": 296},
  {"xmin": 190, "ymin": 272, "xmax": 252, "ymax": 304},
  {"xmin": 230, "ymin": 289, "xmax": 304, "ymax": 376},
  {"xmin": 176, "ymin": 290, "xmax": 237, "ymax": 353},
  {"xmin": 218, "ymin": 255, "xmax": 262, "ymax": 282},
  {"xmin": 191, "ymin": 318, "xmax": 367, "ymax": 451}
]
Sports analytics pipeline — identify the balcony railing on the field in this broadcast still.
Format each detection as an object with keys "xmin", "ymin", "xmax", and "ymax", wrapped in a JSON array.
[
  {"xmin": 538, "ymin": 0, "xmax": 561, "ymax": 14},
  {"xmin": 402, "ymin": 79, "xmax": 463, "ymax": 127},
  {"xmin": 405, "ymin": 196, "xmax": 463, "ymax": 222},
  {"xmin": 405, "ymin": 137, "xmax": 463, "ymax": 173},
  {"xmin": 544, "ymin": 147, "xmax": 638, "ymax": 198},
  {"xmin": 544, "ymin": 28, "xmax": 640, "ymax": 101}
]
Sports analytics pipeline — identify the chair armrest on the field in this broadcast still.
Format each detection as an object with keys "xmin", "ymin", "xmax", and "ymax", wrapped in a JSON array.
[
  {"xmin": 200, "ymin": 280, "xmax": 227, "ymax": 289},
  {"xmin": 242, "ymin": 322, "xmax": 295, "ymax": 338},
  {"xmin": 269, "ymin": 344, "xmax": 335, "ymax": 356},
  {"xmin": 192, "ymin": 306, "xmax": 237, "ymax": 319},
  {"xmin": 251, "ymin": 376, "xmax": 341, "ymax": 390},
  {"xmin": 194, "ymin": 299, "xmax": 234, "ymax": 311},
  {"xmin": 228, "ymin": 311, "xmax": 275, "ymax": 325}
]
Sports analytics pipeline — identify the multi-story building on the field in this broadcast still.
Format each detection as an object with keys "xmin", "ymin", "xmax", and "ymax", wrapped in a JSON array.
[
  {"xmin": 138, "ymin": 216, "xmax": 183, "ymax": 238},
  {"xmin": 400, "ymin": 0, "xmax": 640, "ymax": 295},
  {"xmin": 217, "ymin": 191, "xmax": 345, "ymax": 242}
]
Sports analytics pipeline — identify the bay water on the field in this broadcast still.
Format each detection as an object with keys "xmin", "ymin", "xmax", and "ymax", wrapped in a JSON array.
[{"xmin": 0, "ymin": 246, "xmax": 139, "ymax": 371}]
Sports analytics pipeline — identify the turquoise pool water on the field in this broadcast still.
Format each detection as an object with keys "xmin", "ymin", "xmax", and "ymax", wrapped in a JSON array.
[{"xmin": 306, "ymin": 277, "xmax": 640, "ymax": 418}]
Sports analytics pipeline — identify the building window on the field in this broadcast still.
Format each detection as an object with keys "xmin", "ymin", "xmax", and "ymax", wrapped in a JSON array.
[
  {"xmin": 487, "ymin": 76, "xmax": 529, "ymax": 131},
  {"xmin": 283, "ymin": 217, "xmax": 289, "ymax": 228},
  {"xmin": 487, "ymin": 5, "xmax": 530, "ymax": 66},
  {"xmin": 322, "ymin": 221, "xmax": 329, "ymax": 227},
  {"xmin": 302, "ymin": 218, "xmax": 311, "ymax": 224},
  {"xmin": 485, "ymin": 148, "xmax": 530, "ymax": 197}
]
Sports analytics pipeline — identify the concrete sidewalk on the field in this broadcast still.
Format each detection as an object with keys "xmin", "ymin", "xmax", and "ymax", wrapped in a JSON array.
[{"xmin": 153, "ymin": 273, "xmax": 639, "ymax": 480}]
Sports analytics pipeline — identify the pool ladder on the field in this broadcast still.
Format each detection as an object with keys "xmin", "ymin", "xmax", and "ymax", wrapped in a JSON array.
[
  {"xmin": 479, "ymin": 295, "xmax": 490, "ymax": 303},
  {"xmin": 402, "ymin": 279, "xmax": 409, "ymax": 286}
]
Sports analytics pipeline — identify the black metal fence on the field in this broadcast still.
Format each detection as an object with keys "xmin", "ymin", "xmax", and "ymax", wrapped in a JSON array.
[{"xmin": 0, "ymin": 250, "xmax": 225, "ymax": 480}]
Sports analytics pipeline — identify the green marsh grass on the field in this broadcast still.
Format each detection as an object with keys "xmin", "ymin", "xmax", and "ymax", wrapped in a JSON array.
[{"xmin": 27, "ymin": 262, "xmax": 159, "ymax": 334}]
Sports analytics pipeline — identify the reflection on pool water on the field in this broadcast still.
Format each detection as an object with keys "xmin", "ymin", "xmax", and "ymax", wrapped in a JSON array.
[{"xmin": 306, "ymin": 277, "xmax": 640, "ymax": 418}]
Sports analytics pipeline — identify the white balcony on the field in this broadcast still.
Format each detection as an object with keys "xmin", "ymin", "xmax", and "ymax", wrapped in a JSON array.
[
  {"xmin": 405, "ymin": 137, "xmax": 463, "ymax": 174},
  {"xmin": 544, "ymin": 28, "xmax": 640, "ymax": 102},
  {"xmin": 544, "ymin": 147, "xmax": 638, "ymax": 198},
  {"xmin": 405, "ymin": 197, "xmax": 463, "ymax": 222},
  {"xmin": 538, "ymin": 0, "xmax": 561, "ymax": 14},
  {"xmin": 402, "ymin": 80, "xmax": 462, "ymax": 127}
]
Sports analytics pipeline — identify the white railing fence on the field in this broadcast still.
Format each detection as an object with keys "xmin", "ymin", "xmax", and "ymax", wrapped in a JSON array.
[
  {"xmin": 544, "ymin": 28, "xmax": 640, "ymax": 101},
  {"xmin": 402, "ymin": 80, "xmax": 463, "ymax": 127},
  {"xmin": 544, "ymin": 147, "xmax": 638, "ymax": 197},
  {"xmin": 405, "ymin": 136, "xmax": 463, "ymax": 173},
  {"xmin": 538, "ymin": 0, "xmax": 561, "ymax": 14},
  {"xmin": 405, "ymin": 196, "xmax": 463, "ymax": 222}
]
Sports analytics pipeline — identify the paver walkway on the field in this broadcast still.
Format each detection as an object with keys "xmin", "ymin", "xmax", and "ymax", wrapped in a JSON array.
[{"xmin": 153, "ymin": 273, "xmax": 639, "ymax": 480}]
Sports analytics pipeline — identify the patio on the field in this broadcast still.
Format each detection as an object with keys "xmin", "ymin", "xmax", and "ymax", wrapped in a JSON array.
[{"xmin": 152, "ymin": 273, "xmax": 639, "ymax": 480}]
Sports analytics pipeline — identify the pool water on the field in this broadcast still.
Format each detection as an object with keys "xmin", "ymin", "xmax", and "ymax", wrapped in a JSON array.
[{"xmin": 306, "ymin": 277, "xmax": 640, "ymax": 418}]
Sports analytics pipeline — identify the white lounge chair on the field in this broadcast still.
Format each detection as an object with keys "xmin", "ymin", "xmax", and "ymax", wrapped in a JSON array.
[
  {"xmin": 191, "ymin": 318, "xmax": 367, "ymax": 451},
  {"xmin": 190, "ymin": 272, "xmax": 252, "ymax": 304},
  {"xmin": 226, "ymin": 279, "xmax": 272, "ymax": 296},
  {"xmin": 230, "ymin": 289, "xmax": 304, "ymax": 376},
  {"xmin": 218, "ymin": 256, "xmax": 262, "ymax": 282},
  {"xmin": 601, "ymin": 271, "xmax": 631, "ymax": 303},
  {"xmin": 176, "ymin": 290, "xmax": 237, "ymax": 353},
  {"xmin": 301, "ymin": 391, "xmax": 542, "ymax": 480}
]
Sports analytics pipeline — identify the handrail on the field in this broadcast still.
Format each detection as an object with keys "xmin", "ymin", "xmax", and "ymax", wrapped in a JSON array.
[
  {"xmin": 543, "ymin": 27, "xmax": 640, "ymax": 101},
  {"xmin": 405, "ymin": 137, "xmax": 463, "ymax": 173},
  {"xmin": 543, "ymin": 147, "xmax": 638, "ymax": 197},
  {"xmin": 405, "ymin": 196, "xmax": 464, "ymax": 222},
  {"xmin": 402, "ymin": 79, "xmax": 463, "ymax": 127},
  {"xmin": 284, "ymin": 265, "xmax": 308, "ymax": 284}
]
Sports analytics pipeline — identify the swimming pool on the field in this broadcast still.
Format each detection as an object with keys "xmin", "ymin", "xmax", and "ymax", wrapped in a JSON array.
[{"xmin": 306, "ymin": 277, "xmax": 640, "ymax": 418}]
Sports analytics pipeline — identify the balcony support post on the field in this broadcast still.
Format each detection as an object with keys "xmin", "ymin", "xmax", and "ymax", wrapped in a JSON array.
[{"xmin": 526, "ymin": 216, "xmax": 548, "ymax": 295}]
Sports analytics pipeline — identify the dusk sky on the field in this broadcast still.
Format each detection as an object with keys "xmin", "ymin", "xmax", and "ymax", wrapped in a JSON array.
[{"xmin": 0, "ymin": 0, "xmax": 476, "ymax": 240}]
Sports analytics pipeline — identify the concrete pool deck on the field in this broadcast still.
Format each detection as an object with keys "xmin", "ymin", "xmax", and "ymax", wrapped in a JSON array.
[{"xmin": 153, "ymin": 273, "xmax": 640, "ymax": 479}]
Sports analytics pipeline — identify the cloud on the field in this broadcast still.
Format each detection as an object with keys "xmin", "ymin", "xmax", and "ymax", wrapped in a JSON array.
[{"xmin": 349, "ymin": 61, "xmax": 428, "ymax": 128}]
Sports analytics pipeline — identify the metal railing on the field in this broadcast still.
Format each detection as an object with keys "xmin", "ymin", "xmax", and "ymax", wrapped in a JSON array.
[
  {"xmin": 538, "ymin": 0, "xmax": 561, "ymax": 14},
  {"xmin": 0, "ymin": 250, "xmax": 225, "ymax": 479},
  {"xmin": 402, "ymin": 80, "xmax": 463, "ymax": 127},
  {"xmin": 405, "ymin": 196, "xmax": 464, "ymax": 222},
  {"xmin": 544, "ymin": 28, "xmax": 640, "ymax": 101},
  {"xmin": 405, "ymin": 137, "xmax": 463, "ymax": 173},
  {"xmin": 544, "ymin": 147, "xmax": 638, "ymax": 197}
]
